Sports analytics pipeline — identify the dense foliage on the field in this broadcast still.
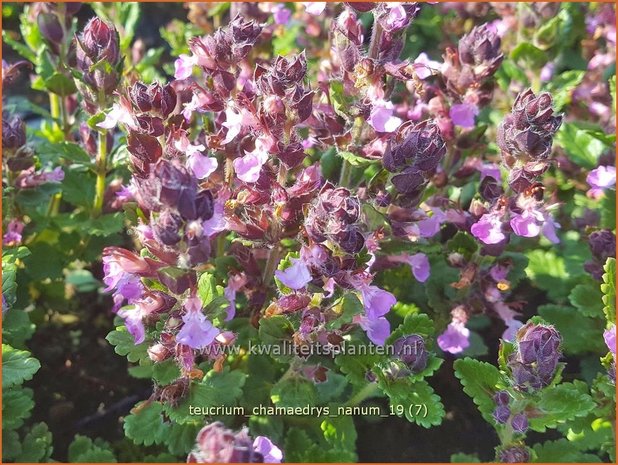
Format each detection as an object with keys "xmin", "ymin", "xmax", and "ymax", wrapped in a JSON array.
[{"xmin": 2, "ymin": 2, "xmax": 616, "ymax": 463}]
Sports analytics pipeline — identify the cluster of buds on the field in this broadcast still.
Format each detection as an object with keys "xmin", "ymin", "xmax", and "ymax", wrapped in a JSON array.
[
  {"xmin": 74, "ymin": 18, "xmax": 122, "ymax": 111},
  {"xmin": 383, "ymin": 120, "xmax": 446, "ymax": 204},
  {"xmin": 188, "ymin": 422, "xmax": 282, "ymax": 463},
  {"xmin": 497, "ymin": 89, "xmax": 563, "ymax": 192},
  {"xmin": 372, "ymin": 3, "xmax": 420, "ymax": 62},
  {"xmin": 491, "ymin": 391, "xmax": 528, "ymax": 433},
  {"xmin": 507, "ymin": 323, "xmax": 562, "ymax": 391},
  {"xmin": 585, "ymin": 229, "xmax": 616, "ymax": 280},
  {"xmin": 386, "ymin": 334, "xmax": 429, "ymax": 377},
  {"xmin": 497, "ymin": 444, "xmax": 531, "ymax": 463},
  {"xmin": 442, "ymin": 23, "xmax": 504, "ymax": 106},
  {"xmin": 471, "ymin": 90, "xmax": 562, "ymax": 250},
  {"xmin": 305, "ymin": 185, "xmax": 365, "ymax": 255}
]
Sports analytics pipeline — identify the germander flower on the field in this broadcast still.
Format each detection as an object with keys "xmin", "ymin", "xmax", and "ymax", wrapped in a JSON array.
[
  {"xmin": 368, "ymin": 100, "xmax": 402, "ymax": 133},
  {"xmin": 437, "ymin": 322, "xmax": 470, "ymax": 354},
  {"xmin": 275, "ymin": 258, "xmax": 312, "ymax": 290},
  {"xmin": 177, "ymin": 308, "xmax": 220, "ymax": 350},
  {"xmin": 471, "ymin": 211, "xmax": 506, "ymax": 245}
]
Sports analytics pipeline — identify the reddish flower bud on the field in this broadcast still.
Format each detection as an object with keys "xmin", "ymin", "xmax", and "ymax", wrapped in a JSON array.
[{"xmin": 38, "ymin": 12, "xmax": 64, "ymax": 44}]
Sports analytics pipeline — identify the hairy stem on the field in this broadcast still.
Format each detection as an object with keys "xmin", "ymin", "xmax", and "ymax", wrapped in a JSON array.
[
  {"xmin": 262, "ymin": 244, "xmax": 282, "ymax": 286},
  {"xmin": 346, "ymin": 382, "xmax": 381, "ymax": 407}
]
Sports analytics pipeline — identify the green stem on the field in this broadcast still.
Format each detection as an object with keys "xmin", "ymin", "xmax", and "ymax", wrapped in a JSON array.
[
  {"xmin": 346, "ymin": 383, "xmax": 380, "ymax": 407},
  {"xmin": 339, "ymin": 157, "xmax": 353, "ymax": 188},
  {"xmin": 92, "ymin": 129, "xmax": 108, "ymax": 217}
]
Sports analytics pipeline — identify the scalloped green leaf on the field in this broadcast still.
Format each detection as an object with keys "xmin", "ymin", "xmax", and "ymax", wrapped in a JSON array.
[
  {"xmin": 2, "ymin": 345, "xmax": 41, "ymax": 388},
  {"xmin": 454, "ymin": 358, "xmax": 503, "ymax": 423}
]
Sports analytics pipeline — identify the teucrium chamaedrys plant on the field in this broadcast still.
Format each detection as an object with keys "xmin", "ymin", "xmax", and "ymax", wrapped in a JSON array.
[{"xmin": 2, "ymin": 1, "xmax": 615, "ymax": 462}]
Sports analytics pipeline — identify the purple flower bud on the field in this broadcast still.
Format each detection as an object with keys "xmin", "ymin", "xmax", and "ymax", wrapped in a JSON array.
[
  {"xmin": 2, "ymin": 116, "xmax": 26, "ymax": 150},
  {"xmin": 508, "ymin": 323, "xmax": 562, "ymax": 391},
  {"xmin": 588, "ymin": 230, "xmax": 616, "ymax": 262},
  {"xmin": 75, "ymin": 17, "xmax": 121, "ymax": 93},
  {"xmin": 458, "ymin": 24, "xmax": 503, "ymax": 77},
  {"xmin": 393, "ymin": 334, "xmax": 429, "ymax": 373},
  {"xmin": 152, "ymin": 209, "xmax": 183, "ymax": 246},
  {"xmin": 38, "ymin": 12, "xmax": 64, "ymax": 44},
  {"xmin": 229, "ymin": 15, "xmax": 263, "ymax": 61},
  {"xmin": 345, "ymin": 2, "xmax": 376, "ymax": 13},
  {"xmin": 498, "ymin": 445, "xmax": 531, "ymax": 463},
  {"xmin": 127, "ymin": 132, "xmax": 163, "ymax": 176},
  {"xmin": 511, "ymin": 413, "xmax": 528, "ymax": 433},
  {"xmin": 492, "ymin": 405, "xmax": 511, "ymax": 424},
  {"xmin": 383, "ymin": 120, "xmax": 446, "ymax": 174},
  {"xmin": 497, "ymin": 89, "xmax": 562, "ymax": 171},
  {"xmin": 188, "ymin": 422, "xmax": 268, "ymax": 463},
  {"xmin": 493, "ymin": 390, "xmax": 510, "ymax": 406}
]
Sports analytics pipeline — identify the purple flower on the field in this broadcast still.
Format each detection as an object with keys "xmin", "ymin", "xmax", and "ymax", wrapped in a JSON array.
[
  {"xmin": 234, "ymin": 138, "xmax": 269, "ymax": 183},
  {"xmin": 303, "ymin": 2, "xmax": 326, "ymax": 15},
  {"xmin": 540, "ymin": 62, "xmax": 555, "ymax": 82},
  {"xmin": 224, "ymin": 274, "xmax": 247, "ymax": 321},
  {"xmin": 222, "ymin": 106, "xmax": 245, "ymax": 144},
  {"xmin": 272, "ymin": 4, "xmax": 291, "ymax": 25},
  {"xmin": 492, "ymin": 405, "xmax": 511, "ymax": 424},
  {"xmin": 471, "ymin": 212, "xmax": 506, "ymax": 244},
  {"xmin": 175, "ymin": 133, "xmax": 218, "ymax": 179},
  {"xmin": 368, "ymin": 100, "xmax": 402, "ymax": 133},
  {"xmin": 45, "ymin": 167, "xmax": 65, "ymax": 183},
  {"xmin": 177, "ymin": 309, "xmax": 220, "ymax": 349},
  {"xmin": 359, "ymin": 284, "xmax": 397, "ymax": 320},
  {"xmin": 275, "ymin": 258, "xmax": 312, "ymax": 290},
  {"xmin": 253, "ymin": 437, "xmax": 283, "ymax": 463},
  {"xmin": 174, "ymin": 54, "xmax": 197, "ymax": 80},
  {"xmin": 437, "ymin": 322, "xmax": 470, "ymax": 354},
  {"xmin": 357, "ymin": 315, "xmax": 391, "ymax": 346},
  {"xmin": 417, "ymin": 209, "xmax": 446, "ymax": 238},
  {"xmin": 202, "ymin": 198, "xmax": 227, "ymax": 236},
  {"xmin": 604, "ymin": 325, "xmax": 616, "ymax": 355},
  {"xmin": 391, "ymin": 253, "xmax": 430, "ymax": 282},
  {"xmin": 449, "ymin": 103, "xmax": 479, "ymax": 128},
  {"xmin": 479, "ymin": 163, "xmax": 501, "ymax": 181},
  {"xmin": 413, "ymin": 53, "xmax": 441, "ymax": 79},
  {"xmin": 3, "ymin": 219, "xmax": 24, "ymax": 246},
  {"xmin": 509, "ymin": 198, "xmax": 560, "ymax": 244},
  {"xmin": 587, "ymin": 165, "xmax": 616, "ymax": 191},
  {"xmin": 97, "ymin": 102, "xmax": 136, "ymax": 130},
  {"xmin": 511, "ymin": 413, "xmax": 529, "ymax": 433},
  {"xmin": 117, "ymin": 307, "xmax": 146, "ymax": 344}
]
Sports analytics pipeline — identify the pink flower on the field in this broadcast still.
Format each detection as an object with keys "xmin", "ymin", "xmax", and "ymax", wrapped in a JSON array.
[
  {"xmin": 253, "ymin": 437, "xmax": 283, "ymax": 463},
  {"xmin": 604, "ymin": 325, "xmax": 616, "ymax": 355},
  {"xmin": 272, "ymin": 4, "xmax": 291, "ymax": 25},
  {"xmin": 587, "ymin": 165, "xmax": 616, "ymax": 190},
  {"xmin": 413, "ymin": 53, "xmax": 441, "ymax": 79},
  {"xmin": 202, "ymin": 198, "xmax": 227, "ymax": 236},
  {"xmin": 275, "ymin": 258, "xmax": 312, "ymax": 290},
  {"xmin": 359, "ymin": 284, "xmax": 397, "ymax": 320},
  {"xmin": 368, "ymin": 100, "xmax": 402, "ymax": 133},
  {"xmin": 437, "ymin": 322, "xmax": 470, "ymax": 354},
  {"xmin": 357, "ymin": 315, "xmax": 391, "ymax": 346},
  {"xmin": 479, "ymin": 163, "xmax": 501, "ymax": 181},
  {"xmin": 224, "ymin": 273, "xmax": 248, "ymax": 321},
  {"xmin": 175, "ymin": 133, "xmax": 218, "ymax": 179},
  {"xmin": 449, "ymin": 103, "xmax": 479, "ymax": 128},
  {"xmin": 176, "ymin": 310, "xmax": 220, "ymax": 349},
  {"xmin": 233, "ymin": 138, "xmax": 270, "ymax": 183},
  {"xmin": 302, "ymin": 2, "xmax": 326, "ymax": 15},
  {"xmin": 117, "ymin": 307, "xmax": 146, "ymax": 344},
  {"xmin": 97, "ymin": 102, "xmax": 135, "ymax": 130},
  {"xmin": 385, "ymin": 4, "xmax": 409, "ymax": 30},
  {"xmin": 417, "ymin": 209, "xmax": 446, "ymax": 238},
  {"xmin": 174, "ymin": 54, "xmax": 197, "ymax": 80},
  {"xmin": 222, "ymin": 106, "xmax": 245, "ymax": 144},
  {"xmin": 390, "ymin": 253, "xmax": 430, "ymax": 282},
  {"xmin": 509, "ymin": 197, "xmax": 560, "ymax": 244},
  {"xmin": 3, "ymin": 219, "xmax": 24, "ymax": 246},
  {"xmin": 471, "ymin": 212, "xmax": 506, "ymax": 244}
]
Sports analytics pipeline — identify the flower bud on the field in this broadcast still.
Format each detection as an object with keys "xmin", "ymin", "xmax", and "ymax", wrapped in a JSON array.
[
  {"xmin": 492, "ymin": 405, "xmax": 511, "ymax": 424},
  {"xmin": 152, "ymin": 209, "xmax": 183, "ymax": 246},
  {"xmin": 493, "ymin": 390, "xmax": 510, "ymax": 406},
  {"xmin": 383, "ymin": 120, "xmax": 446, "ymax": 174},
  {"xmin": 229, "ymin": 15, "xmax": 263, "ymax": 61},
  {"xmin": 75, "ymin": 17, "xmax": 121, "ymax": 93},
  {"xmin": 393, "ymin": 334, "xmax": 429, "ymax": 373},
  {"xmin": 498, "ymin": 445, "xmax": 530, "ymax": 463},
  {"xmin": 148, "ymin": 343, "xmax": 171, "ymax": 363},
  {"xmin": 497, "ymin": 89, "xmax": 562, "ymax": 167},
  {"xmin": 458, "ymin": 24, "xmax": 503, "ymax": 78},
  {"xmin": 510, "ymin": 413, "xmax": 528, "ymax": 433},
  {"xmin": 2, "ymin": 116, "xmax": 26, "ymax": 150},
  {"xmin": 188, "ymin": 422, "xmax": 262, "ymax": 463},
  {"xmin": 38, "ymin": 12, "xmax": 64, "ymax": 44},
  {"xmin": 508, "ymin": 322, "xmax": 561, "ymax": 391},
  {"xmin": 588, "ymin": 229, "xmax": 616, "ymax": 262}
]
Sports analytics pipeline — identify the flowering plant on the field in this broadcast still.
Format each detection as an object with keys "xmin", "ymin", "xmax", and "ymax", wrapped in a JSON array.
[{"xmin": 2, "ymin": 2, "xmax": 616, "ymax": 462}]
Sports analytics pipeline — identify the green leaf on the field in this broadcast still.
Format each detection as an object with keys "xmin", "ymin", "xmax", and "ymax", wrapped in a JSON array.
[
  {"xmin": 2, "ymin": 344, "xmax": 41, "ymax": 388},
  {"xmin": 525, "ymin": 249, "xmax": 572, "ymax": 301},
  {"xmin": 284, "ymin": 427, "xmax": 356, "ymax": 462},
  {"xmin": 15, "ymin": 422, "xmax": 53, "ymax": 462},
  {"xmin": 258, "ymin": 315, "xmax": 294, "ymax": 345},
  {"xmin": 105, "ymin": 326, "xmax": 149, "ymax": 364},
  {"xmin": 1, "ymin": 30, "xmax": 37, "ymax": 62},
  {"xmin": 543, "ymin": 70, "xmax": 585, "ymax": 111},
  {"xmin": 165, "ymin": 368, "xmax": 247, "ymax": 423},
  {"xmin": 529, "ymin": 381, "xmax": 596, "ymax": 432},
  {"xmin": 569, "ymin": 282, "xmax": 604, "ymax": 318},
  {"xmin": 123, "ymin": 402, "xmax": 169, "ymax": 446},
  {"xmin": 2, "ymin": 309, "xmax": 35, "ymax": 347},
  {"xmin": 510, "ymin": 42, "xmax": 548, "ymax": 68},
  {"xmin": 388, "ymin": 313, "xmax": 435, "ymax": 343},
  {"xmin": 533, "ymin": 439, "xmax": 602, "ymax": 463},
  {"xmin": 451, "ymin": 453, "xmax": 481, "ymax": 463},
  {"xmin": 2, "ymin": 387, "xmax": 34, "ymax": 430},
  {"xmin": 3, "ymin": 429, "xmax": 22, "ymax": 461},
  {"xmin": 45, "ymin": 72, "xmax": 77, "ymax": 96},
  {"xmin": 337, "ymin": 150, "xmax": 378, "ymax": 167},
  {"xmin": 600, "ymin": 192, "xmax": 616, "ymax": 230},
  {"xmin": 197, "ymin": 272, "xmax": 217, "ymax": 306},
  {"xmin": 68, "ymin": 435, "xmax": 116, "ymax": 462},
  {"xmin": 601, "ymin": 258, "xmax": 616, "ymax": 324},
  {"xmin": 446, "ymin": 231, "xmax": 478, "ymax": 261},
  {"xmin": 320, "ymin": 416, "xmax": 357, "ymax": 458},
  {"xmin": 39, "ymin": 141, "xmax": 92, "ymax": 165},
  {"xmin": 555, "ymin": 122, "xmax": 607, "ymax": 169},
  {"xmin": 335, "ymin": 349, "xmax": 384, "ymax": 387},
  {"xmin": 164, "ymin": 422, "xmax": 202, "ymax": 456},
  {"xmin": 271, "ymin": 376, "xmax": 318, "ymax": 408},
  {"xmin": 153, "ymin": 359, "xmax": 181, "ymax": 385},
  {"xmin": 538, "ymin": 305, "xmax": 605, "ymax": 354},
  {"xmin": 379, "ymin": 378, "xmax": 445, "ymax": 427},
  {"xmin": 454, "ymin": 358, "xmax": 503, "ymax": 423}
]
